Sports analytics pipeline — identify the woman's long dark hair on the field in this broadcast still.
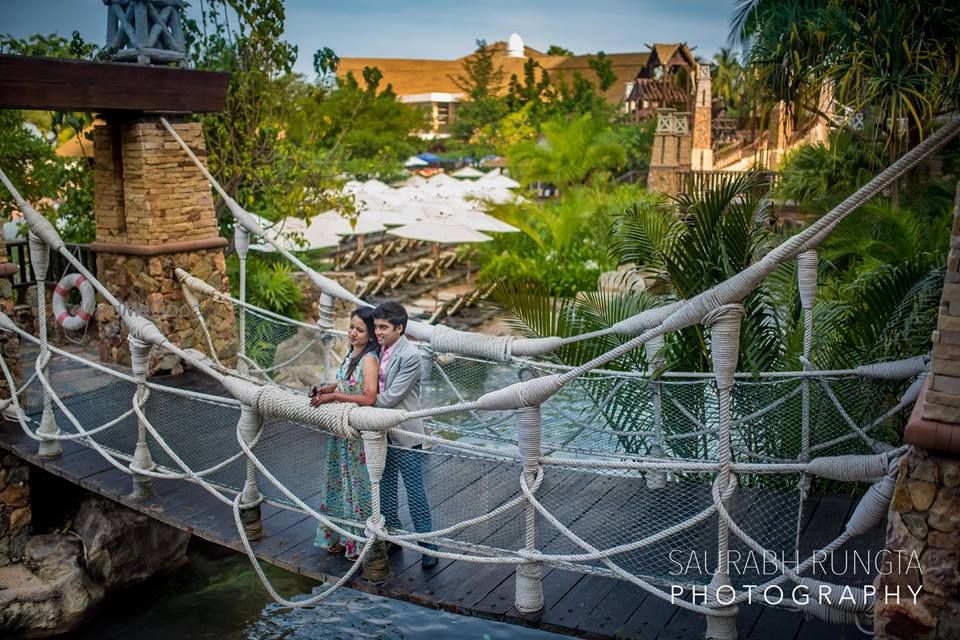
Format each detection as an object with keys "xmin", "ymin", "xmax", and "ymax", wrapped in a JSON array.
[{"xmin": 345, "ymin": 307, "xmax": 379, "ymax": 379}]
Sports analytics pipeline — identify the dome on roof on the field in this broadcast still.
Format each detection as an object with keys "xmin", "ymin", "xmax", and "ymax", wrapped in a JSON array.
[{"xmin": 507, "ymin": 33, "xmax": 524, "ymax": 58}]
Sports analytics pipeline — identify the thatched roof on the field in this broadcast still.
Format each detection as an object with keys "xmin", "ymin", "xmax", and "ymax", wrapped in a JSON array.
[
  {"xmin": 646, "ymin": 43, "xmax": 696, "ymax": 71},
  {"xmin": 547, "ymin": 52, "xmax": 650, "ymax": 103},
  {"xmin": 337, "ymin": 42, "xmax": 651, "ymax": 105}
]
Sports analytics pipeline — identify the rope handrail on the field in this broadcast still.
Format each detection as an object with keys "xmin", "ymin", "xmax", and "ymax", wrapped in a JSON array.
[{"xmin": 0, "ymin": 113, "xmax": 954, "ymax": 630}]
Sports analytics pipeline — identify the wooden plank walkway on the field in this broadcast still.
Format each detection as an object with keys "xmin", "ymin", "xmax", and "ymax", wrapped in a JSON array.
[{"xmin": 0, "ymin": 352, "xmax": 882, "ymax": 639}]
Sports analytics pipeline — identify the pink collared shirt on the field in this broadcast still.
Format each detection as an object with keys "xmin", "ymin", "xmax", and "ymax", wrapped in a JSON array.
[{"xmin": 378, "ymin": 341, "xmax": 397, "ymax": 393}]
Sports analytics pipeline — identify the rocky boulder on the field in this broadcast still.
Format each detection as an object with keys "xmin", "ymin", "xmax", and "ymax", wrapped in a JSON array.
[
  {"xmin": 73, "ymin": 497, "xmax": 189, "ymax": 591},
  {"xmin": 0, "ymin": 534, "xmax": 104, "ymax": 637},
  {"xmin": 271, "ymin": 327, "xmax": 344, "ymax": 391}
]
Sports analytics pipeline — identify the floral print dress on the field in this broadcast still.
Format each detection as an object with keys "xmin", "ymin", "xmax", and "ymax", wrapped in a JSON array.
[{"xmin": 314, "ymin": 351, "xmax": 377, "ymax": 558}]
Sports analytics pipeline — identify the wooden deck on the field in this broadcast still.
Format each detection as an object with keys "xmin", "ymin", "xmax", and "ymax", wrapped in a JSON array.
[{"xmin": 0, "ymin": 352, "xmax": 880, "ymax": 639}]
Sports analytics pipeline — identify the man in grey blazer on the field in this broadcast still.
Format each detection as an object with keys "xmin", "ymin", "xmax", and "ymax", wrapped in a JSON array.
[{"xmin": 373, "ymin": 301, "xmax": 438, "ymax": 569}]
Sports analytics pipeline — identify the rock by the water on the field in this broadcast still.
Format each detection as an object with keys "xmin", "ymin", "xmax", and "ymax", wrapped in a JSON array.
[
  {"xmin": 73, "ymin": 497, "xmax": 189, "ymax": 591},
  {"xmin": 271, "ymin": 328, "xmax": 344, "ymax": 390},
  {"xmin": 0, "ymin": 534, "xmax": 104, "ymax": 637}
]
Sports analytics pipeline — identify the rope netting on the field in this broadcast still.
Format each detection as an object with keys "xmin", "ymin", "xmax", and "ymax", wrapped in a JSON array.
[{"xmin": 0, "ymin": 113, "xmax": 957, "ymax": 636}]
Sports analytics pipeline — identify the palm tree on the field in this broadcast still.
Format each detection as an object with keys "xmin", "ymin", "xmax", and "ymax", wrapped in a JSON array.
[
  {"xmin": 712, "ymin": 47, "xmax": 743, "ymax": 112},
  {"xmin": 732, "ymin": 0, "xmax": 960, "ymax": 203},
  {"xmin": 507, "ymin": 113, "xmax": 627, "ymax": 191},
  {"xmin": 492, "ymin": 174, "xmax": 946, "ymax": 460},
  {"xmin": 776, "ymin": 129, "xmax": 884, "ymax": 213},
  {"xmin": 495, "ymin": 173, "xmax": 783, "ymax": 372},
  {"xmin": 610, "ymin": 173, "xmax": 784, "ymax": 372}
]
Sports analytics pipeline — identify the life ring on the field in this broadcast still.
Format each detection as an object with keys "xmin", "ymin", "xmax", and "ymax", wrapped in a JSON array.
[{"xmin": 52, "ymin": 273, "xmax": 96, "ymax": 331}]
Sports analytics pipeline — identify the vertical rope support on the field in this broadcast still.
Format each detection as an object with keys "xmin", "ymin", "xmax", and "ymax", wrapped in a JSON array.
[
  {"xmin": 646, "ymin": 335, "xmax": 667, "ymax": 489},
  {"xmin": 128, "ymin": 336, "xmax": 156, "ymax": 497},
  {"xmin": 29, "ymin": 233, "xmax": 61, "ymax": 457},
  {"xmin": 796, "ymin": 250, "xmax": 817, "ymax": 545},
  {"xmin": 317, "ymin": 293, "xmax": 335, "ymax": 380},
  {"xmin": 238, "ymin": 404, "xmax": 264, "ymax": 541},
  {"xmin": 361, "ymin": 430, "xmax": 390, "ymax": 582},
  {"xmin": 515, "ymin": 405, "xmax": 544, "ymax": 613},
  {"xmin": 704, "ymin": 304, "xmax": 744, "ymax": 640},
  {"xmin": 234, "ymin": 224, "xmax": 250, "ymax": 374}
]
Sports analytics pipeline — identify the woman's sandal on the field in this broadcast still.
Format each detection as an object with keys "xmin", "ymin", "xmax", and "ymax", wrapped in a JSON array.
[
  {"xmin": 326, "ymin": 543, "xmax": 345, "ymax": 554},
  {"xmin": 345, "ymin": 552, "xmax": 360, "ymax": 562}
]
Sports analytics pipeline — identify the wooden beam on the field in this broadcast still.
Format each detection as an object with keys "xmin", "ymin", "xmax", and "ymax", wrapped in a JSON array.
[{"xmin": 0, "ymin": 55, "xmax": 229, "ymax": 113}]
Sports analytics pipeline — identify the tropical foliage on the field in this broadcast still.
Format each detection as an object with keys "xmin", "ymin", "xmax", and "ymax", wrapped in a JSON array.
[
  {"xmin": 776, "ymin": 130, "xmax": 885, "ymax": 213},
  {"xmin": 0, "ymin": 33, "xmax": 97, "ymax": 243},
  {"xmin": 494, "ymin": 171, "xmax": 950, "ymax": 374},
  {"xmin": 733, "ymin": 0, "xmax": 960, "ymax": 143},
  {"xmin": 507, "ymin": 113, "xmax": 627, "ymax": 190},
  {"xmin": 476, "ymin": 183, "xmax": 647, "ymax": 297}
]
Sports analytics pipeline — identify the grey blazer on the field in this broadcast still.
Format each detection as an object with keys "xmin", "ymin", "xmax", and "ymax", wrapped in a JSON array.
[{"xmin": 374, "ymin": 335, "xmax": 426, "ymax": 447}]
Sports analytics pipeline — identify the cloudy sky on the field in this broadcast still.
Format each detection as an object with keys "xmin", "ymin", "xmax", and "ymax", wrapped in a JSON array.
[{"xmin": 1, "ymin": 1, "xmax": 735, "ymax": 76}]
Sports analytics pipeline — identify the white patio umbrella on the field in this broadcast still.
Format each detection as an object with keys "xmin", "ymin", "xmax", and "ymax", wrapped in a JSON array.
[
  {"xmin": 386, "ymin": 185, "xmax": 427, "ymax": 204},
  {"xmin": 480, "ymin": 173, "xmax": 520, "ymax": 189},
  {"xmin": 310, "ymin": 210, "xmax": 386, "ymax": 236},
  {"xmin": 245, "ymin": 214, "xmax": 301, "ymax": 249},
  {"xmin": 472, "ymin": 186, "xmax": 519, "ymax": 205},
  {"xmin": 404, "ymin": 156, "xmax": 429, "ymax": 168},
  {"xmin": 359, "ymin": 203, "xmax": 424, "ymax": 276},
  {"xmin": 387, "ymin": 211, "xmax": 491, "ymax": 308},
  {"xmin": 341, "ymin": 180, "xmax": 366, "ymax": 196},
  {"xmin": 362, "ymin": 178, "xmax": 393, "ymax": 195},
  {"xmin": 249, "ymin": 215, "xmax": 341, "ymax": 253},
  {"xmin": 298, "ymin": 225, "xmax": 343, "ymax": 250},
  {"xmin": 453, "ymin": 210, "xmax": 519, "ymax": 234},
  {"xmin": 451, "ymin": 166, "xmax": 485, "ymax": 179},
  {"xmin": 309, "ymin": 210, "xmax": 386, "ymax": 268},
  {"xmin": 428, "ymin": 173, "xmax": 461, "ymax": 188},
  {"xmin": 418, "ymin": 182, "xmax": 468, "ymax": 200}
]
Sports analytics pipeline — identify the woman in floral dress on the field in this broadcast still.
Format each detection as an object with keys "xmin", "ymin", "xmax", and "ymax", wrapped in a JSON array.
[{"xmin": 310, "ymin": 307, "xmax": 380, "ymax": 560}]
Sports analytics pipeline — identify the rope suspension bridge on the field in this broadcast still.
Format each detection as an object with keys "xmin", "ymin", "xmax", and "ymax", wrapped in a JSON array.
[{"xmin": 1, "ymin": 114, "xmax": 958, "ymax": 639}]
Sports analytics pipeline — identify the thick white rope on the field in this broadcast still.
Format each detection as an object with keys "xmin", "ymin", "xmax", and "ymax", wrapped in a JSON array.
[{"xmin": 0, "ymin": 115, "xmax": 948, "ymax": 623}]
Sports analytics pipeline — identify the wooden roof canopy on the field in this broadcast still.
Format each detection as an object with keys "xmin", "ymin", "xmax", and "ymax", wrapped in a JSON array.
[{"xmin": 0, "ymin": 55, "xmax": 229, "ymax": 113}]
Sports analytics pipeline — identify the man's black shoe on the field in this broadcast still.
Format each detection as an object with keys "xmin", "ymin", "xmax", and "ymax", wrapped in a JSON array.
[{"xmin": 421, "ymin": 553, "xmax": 439, "ymax": 569}]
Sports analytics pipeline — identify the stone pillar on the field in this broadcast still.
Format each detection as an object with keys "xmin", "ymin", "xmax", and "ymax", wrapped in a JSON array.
[
  {"xmin": 875, "ymin": 449, "xmax": 960, "ymax": 638},
  {"xmin": 691, "ymin": 64, "xmax": 713, "ymax": 171},
  {"xmin": 875, "ymin": 182, "xmax": 960, "ymax": 638},
  {"xmin": 0, "ymin": 243, "xmax": 20, "ymax": 403},
  {"xmin": 766, "ymin": 101, "xmax": 791, "ymax": 170},
  {"xmin": 0, "ymin": 452, "xmax": 31, "ymax": 566},
  {"xmin": 91, "ymin": 118, "xmax": 237, "ymax": 372},
  {"xmin": 676, "ymin": 112, "xmax": 692, "ymax": 172},
  {"xmin": 647, "ymin": 108, "xmax": 691, "ymax": 194}
]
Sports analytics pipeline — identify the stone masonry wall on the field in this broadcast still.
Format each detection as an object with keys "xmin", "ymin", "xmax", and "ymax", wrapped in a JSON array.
[
  {"xmin": 691, "ymin": 64, "xmax": 712, "ymax": 171},
  {"xmin": 0, "ymin": 452, "xmax": 31, "ymax": 567},
  {"xmin": 875, "ymin": 448, "xmax": 960, "ymax": 639},
  {"xmin": 95, "ymin": 248, "xmax": 237, "ymax": 371},
  {"xmin": 875, "ymin": 181, "xmax": 960, "ymax": 638},
  {"xmin": 0, "ymin": 276, "xmax": 21, "ymax": 402},
  {"xmin": 92, "ymin": 117, "xmax": 236, "ymax": 371},
  {"xmin": 93, "ymin": 120, "xmax": 219, "ymax": 246},
  {"xmin": 923, "ymin": 182, "xmax": 960, "ymax": 424}
]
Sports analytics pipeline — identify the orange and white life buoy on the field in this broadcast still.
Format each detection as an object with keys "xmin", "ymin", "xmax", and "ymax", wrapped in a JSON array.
[{"xmin": 52, "ymin": 273, "xmax": 96, "ymax": 331}]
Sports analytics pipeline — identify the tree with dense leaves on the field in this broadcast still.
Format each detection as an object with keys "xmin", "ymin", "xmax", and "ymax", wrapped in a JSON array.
[
  {"xmin": 508, "ymin": 112, "xmax": 627, "ymax": 190},
  {"xmin": 588, "ymin": 52, "xmax": 617, "ymax": 93},
  {"xmin": 449, "ymin": 40, "xmax": 509, "ymax": 142},
  {"xmin": 733, "ymin": 0, "xmax": 960, "ymax": 149},
  {"xmin": 0, "ymin": 32, "xmax": 98, "ymax": 242}
]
